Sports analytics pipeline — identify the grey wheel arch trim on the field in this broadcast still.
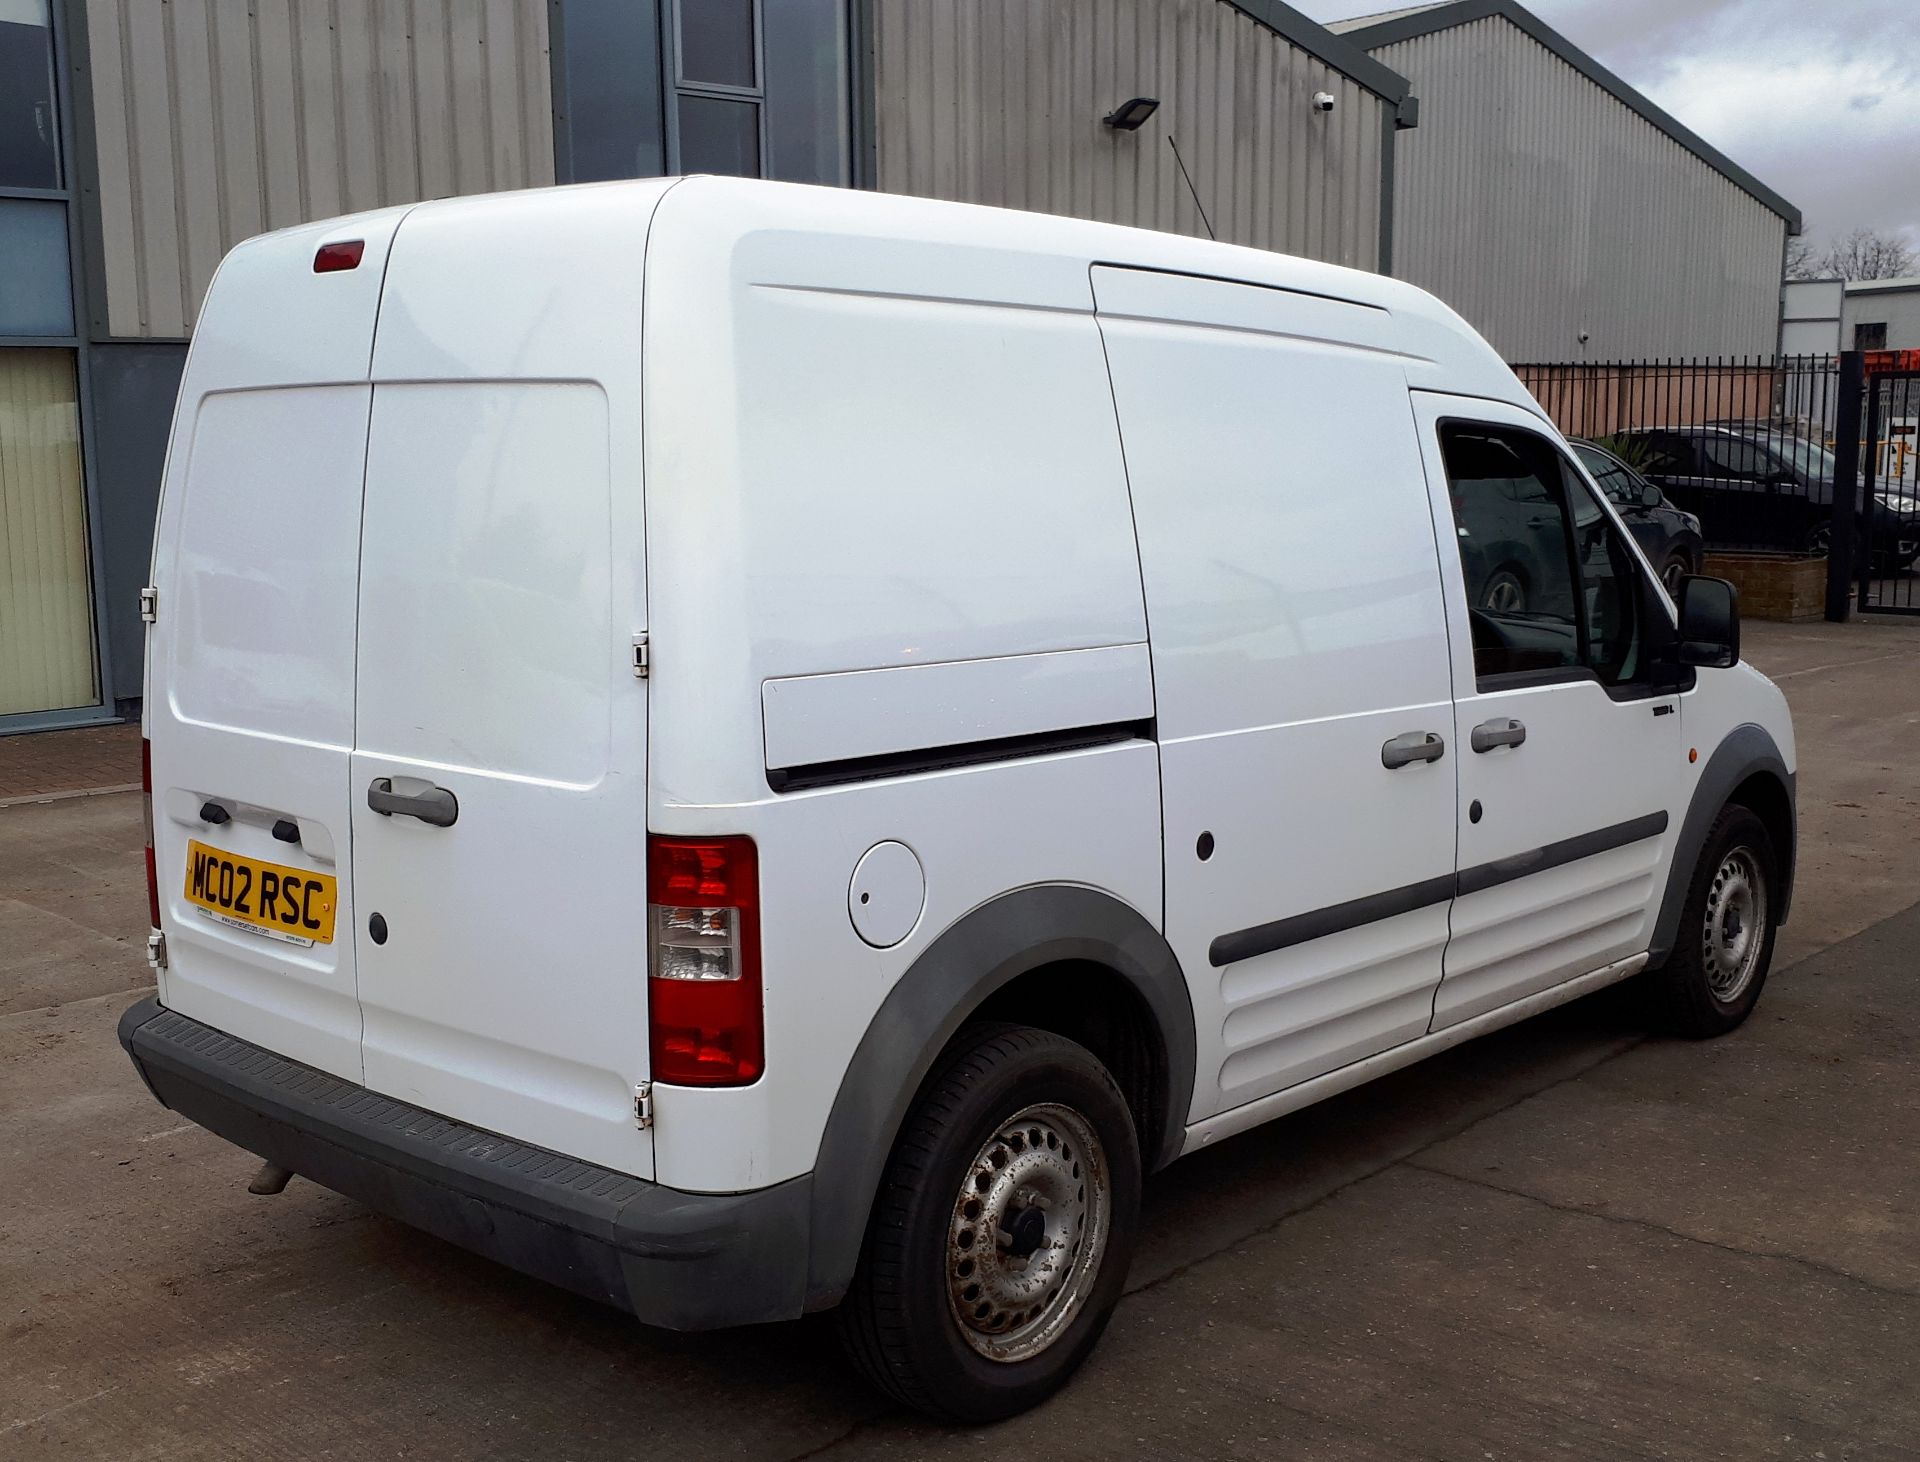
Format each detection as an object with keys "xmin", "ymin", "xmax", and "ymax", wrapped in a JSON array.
[
  {"xmin": 1649, "ymin": 722, "xmax": 1796, "ymax": 965},
  {"xmin": 802, "ymin": 883, "xmax": 1195, "ymax": 1311}
]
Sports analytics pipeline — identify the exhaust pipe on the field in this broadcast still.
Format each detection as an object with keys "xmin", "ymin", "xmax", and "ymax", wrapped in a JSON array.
[{"xmin": 247, "ymin": 1162, "xmax": 294, "ymax": 1196}]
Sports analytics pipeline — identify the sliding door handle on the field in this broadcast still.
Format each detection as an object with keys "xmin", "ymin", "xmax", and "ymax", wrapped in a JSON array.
[
  {"xmin": 1381, "ymin": 730, "xmax": 1446, "ymax": 769},
  {"xmin": 367, "ymin": 777, "xmax": 459, "ymax": 827},
  {"xmin": 1470, "ymin": 718, "xmax": 1527, "ymax": 753}
]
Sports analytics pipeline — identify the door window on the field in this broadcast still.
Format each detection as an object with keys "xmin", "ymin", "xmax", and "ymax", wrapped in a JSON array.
[
  {"xmin": 1441, "ymin": 424, "xmax": 1644, "ymax": 689},
  {"xmin": 1699, "ymin": 436, "xmax": 1771, "ymax": 480},
  {"xmin": 1631, "ymin": 433, "xmax": 1696, "ymax": 475}
]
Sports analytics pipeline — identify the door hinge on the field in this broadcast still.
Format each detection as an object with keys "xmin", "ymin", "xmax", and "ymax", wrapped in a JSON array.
[
  {"xmin": 631, "ymin": 634, "xmax": 650, "ymax": 679},
  {"xmin": 634, "ymin": 1081, "xmax": 654, "ymax": 1130},
  {"xmin": 146, "ymin": 930, "xmax": 168, "ymax": 970},
  {"xmin": 139, "ymin": 585, "xmax": 158, "ymax": 623}
]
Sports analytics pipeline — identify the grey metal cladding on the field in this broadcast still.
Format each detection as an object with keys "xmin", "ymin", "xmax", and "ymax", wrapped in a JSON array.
[
  {"xmin": 804, "ymin": 884, "xmax": 1196, "ymax": 1310},
  {"xmin": 1333, "ymin": 0, "xmax": 1799, "ymax": 227},
  {"xmin": 1223, "ymin": 0, "xmax": 1412, "ymax": 102},
  {"xmin": 872, "ymin": 0, "xmax": 1391, "ymax": 271},
  {"xmin": 1649, "ymin": 723, "xmax": 1796, "ymax": 964},
  {"xmin": 1367, "ymin": 13, "xmax": 1788, "ymax": 357}
]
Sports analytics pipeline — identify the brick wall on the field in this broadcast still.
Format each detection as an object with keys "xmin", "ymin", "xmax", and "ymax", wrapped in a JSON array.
[{"xmin": 1702, "ymin": 552, "xmax": 1827, "ymax": 623}]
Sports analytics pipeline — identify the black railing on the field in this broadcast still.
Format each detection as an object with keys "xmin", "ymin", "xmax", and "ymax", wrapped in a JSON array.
[{"xmin": 1512, "ymin": 355, "xmax": 1849, "ymax": 557}]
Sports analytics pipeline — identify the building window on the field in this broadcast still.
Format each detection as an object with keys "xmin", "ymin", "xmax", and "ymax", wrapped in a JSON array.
[
  {"xmin": 1855, "ymin": 322, "xmax": 1888, "ymax": 351},
  {"xmin": 0, "ymin": 0, "xmax": 60, "ymax": 190},
  {"xmin": 0, "ymin": 349, "xmax": 97, "ymax": 714},
  {"xmin": 669, "ymin": 0, "xmax": 765, "ymax": 177},
  {"xmin": 0, "ymin": 196, "xmax": 73, "ymax": 335}
]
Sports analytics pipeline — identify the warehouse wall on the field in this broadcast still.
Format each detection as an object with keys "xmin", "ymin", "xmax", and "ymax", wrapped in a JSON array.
[
  {"xmin": 1367, "ymin": 16, "xmax": 1788, "ymax": 360},
  {"xmin": 1842, "ymin": 286, "xmax": 1920, "ymax": 352},
  {"xmin": 79, "ymin": 0, "xmax": 555, "ymax": 339},
  {"xmin": 873, "ymin": 0, "xmax": 1389, "ymax": 271}
]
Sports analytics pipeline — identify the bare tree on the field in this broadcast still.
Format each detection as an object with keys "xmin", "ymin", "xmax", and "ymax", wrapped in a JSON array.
[
  {"xmin": 1815, "ymin": 227, "xmax": 1916, "ymax": 281},
  {"xmin": 1784, "ymin": 233, "xmax": 1819, "ymax": 280}
]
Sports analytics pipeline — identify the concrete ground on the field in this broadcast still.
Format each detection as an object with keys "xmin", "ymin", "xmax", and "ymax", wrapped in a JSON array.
[{"xmin": 4, "ymin": 618, "xmax": 1920, "ymax": 1459}]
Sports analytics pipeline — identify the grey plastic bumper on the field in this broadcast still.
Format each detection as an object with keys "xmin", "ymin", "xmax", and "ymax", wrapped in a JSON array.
[{"xmin": 117, "ymin": 997, "xmax": 811, "ymax": 1330}]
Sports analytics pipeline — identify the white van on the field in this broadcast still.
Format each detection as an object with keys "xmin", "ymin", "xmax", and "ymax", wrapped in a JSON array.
[{"xmin": 122, "ymin": 177, "xmax": 1795, "ymax": 1421}]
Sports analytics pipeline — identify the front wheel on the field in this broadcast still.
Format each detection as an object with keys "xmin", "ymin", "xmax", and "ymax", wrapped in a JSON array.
[
  {"xmin": 839, "ymin": 1024, "xmax": 1141, "ymax": 1423},
  {"xmin": 1650, "ymin": 805, "xmax": 1779, "ymax": 1037},
  {"xmin": 1658, "ymin": 550, "xmax": 1692, "ymax": 597}
]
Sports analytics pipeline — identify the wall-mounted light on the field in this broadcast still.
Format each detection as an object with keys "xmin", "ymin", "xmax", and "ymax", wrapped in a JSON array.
[{"xmin": 1103, "ymin": 97, "xmax": 1160, "ymax": 131}]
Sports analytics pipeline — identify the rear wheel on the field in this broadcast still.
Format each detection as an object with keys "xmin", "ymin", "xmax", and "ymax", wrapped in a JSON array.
[
  {"xmin": 1649, "ymin": 805, "xmax": 1779, "ymax": 1037},
  {"xmin": 839, "ymin": 1023, "xmax": 1140, "ymax": 1423}
]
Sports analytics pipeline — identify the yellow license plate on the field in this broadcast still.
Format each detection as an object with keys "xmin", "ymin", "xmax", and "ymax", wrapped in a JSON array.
[{"xmin": 183, "ymin": 839, "xmax": 337, "ymax": 946}]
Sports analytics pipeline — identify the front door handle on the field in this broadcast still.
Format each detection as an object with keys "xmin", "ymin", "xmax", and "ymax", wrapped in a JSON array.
[
  {"xmin": 367, "ymin": 777, "xmax": 459, "ymax": 827},
  {"xmin": 1381, "ymin": 730, "xmax": 1446, "ymax": 769},
  {"xmin": 1471, "ymin": 718, "xmax": 1528, "ymax": 753}
]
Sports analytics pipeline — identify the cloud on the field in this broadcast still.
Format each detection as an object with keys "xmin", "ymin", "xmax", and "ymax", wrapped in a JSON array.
[{"xmin": 1307, "ymin": 0, "xmax": 1920, "ymax": 248}]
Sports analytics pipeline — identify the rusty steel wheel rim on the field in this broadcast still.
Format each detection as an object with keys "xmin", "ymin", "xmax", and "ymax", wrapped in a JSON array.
[
  {"xmin": 1703, "ymin": 846, "xmax": 1767, "ymax": 1003},
  {"xmin": 944, "ymin": 1102, "xmax": 1110, "ymax": 1364}
]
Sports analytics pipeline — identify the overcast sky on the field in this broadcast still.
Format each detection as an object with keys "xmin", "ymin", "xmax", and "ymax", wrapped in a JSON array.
[{"xmin": 1302, "ymin": 0, "xmax": 1920, "ymax": 252}]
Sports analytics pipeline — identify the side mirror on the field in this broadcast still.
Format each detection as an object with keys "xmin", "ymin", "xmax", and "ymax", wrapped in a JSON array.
[
  {"xmin": 1639, "ymin": 482, "xmax": 1663, "ymax": 509},
  {"xmin": 1676, "ymin": 575, "xmax": 1739, "ymax": 668}
]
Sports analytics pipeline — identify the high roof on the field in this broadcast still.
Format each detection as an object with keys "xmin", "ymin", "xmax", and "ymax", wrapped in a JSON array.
[{"xmin": 1326, "ymin": 0, "xmax": 1801, "ymax": 230}]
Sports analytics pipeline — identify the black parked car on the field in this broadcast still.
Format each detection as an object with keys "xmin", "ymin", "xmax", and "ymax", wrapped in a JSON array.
[
  {"xmin": 1613, "ymin": 424, "xmax": 1920, "ymax": 571},
  {"xmin": 1568, "ymin": 437, "xmax": 1703, "ymax": 595}
]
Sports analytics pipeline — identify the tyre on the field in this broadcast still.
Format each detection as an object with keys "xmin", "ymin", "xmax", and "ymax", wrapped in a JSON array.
[
  {"xmin": 1803, "ymin": 519, "xmax": 1831, "ymax": 557},
  {"xmin": 1649, "ymin": 805, "xmax": 1778, "ymax": 1038},
  {"xmin": 1658, "ymin": 551, "xmax": 1692, "ymax": 597},
  {"xmin": 839, "ymin": 1023, "xmax": 1141, "ymax": 1423},
  {"xmin": 1479, "ymin": 567, "xmax": 1526, "ymax": 614}
]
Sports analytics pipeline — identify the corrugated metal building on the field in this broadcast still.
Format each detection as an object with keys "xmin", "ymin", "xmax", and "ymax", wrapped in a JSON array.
[
  {"xmin": 2, "ymin": 0, "xmax": 1417, "ymax": 728},
  {"xmin": 872, "ymin": 0, "xmax": 1414, "ymax": 271},
  {"xmin": 1329, "ymin": 0, "xmax": 1800, "ymax": 362}
]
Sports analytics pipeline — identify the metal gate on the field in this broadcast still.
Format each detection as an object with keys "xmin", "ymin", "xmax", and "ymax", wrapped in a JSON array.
[{"xmin": 1855, "ymin": 356, "xmax": 1920, "ymax": 615}]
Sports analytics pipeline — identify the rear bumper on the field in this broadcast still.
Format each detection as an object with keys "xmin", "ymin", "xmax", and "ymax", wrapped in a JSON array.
[{"xmin": 117, "ymin": 997, "xmax": 811, "ymax": 1330}]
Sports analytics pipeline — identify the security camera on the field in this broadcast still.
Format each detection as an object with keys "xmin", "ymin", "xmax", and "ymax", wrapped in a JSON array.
[
  {"xmin": 1577, "ymin": 329, "xmax": 1592, "ymax": 344},
  {"xmin": 1312, "ymin": 91, "xmax": 1336, "ymax": 113}
]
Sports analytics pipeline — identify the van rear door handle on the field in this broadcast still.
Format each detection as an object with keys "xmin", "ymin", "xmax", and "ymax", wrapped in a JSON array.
[
  {"xmin": 367, "ymin": 778, "xmax": 459, "ymax": 827},
  {"xmin": 1381, "ymin": 730, "xmax": 1446, "ymax": 769},
  {"xmin": 1470, "ymin": 718, "xmax": 1527, "ymax": 753}
]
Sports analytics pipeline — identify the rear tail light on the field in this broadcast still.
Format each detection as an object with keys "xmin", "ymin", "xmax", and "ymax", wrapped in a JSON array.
[
  {"xmin": 142, "ymin": 738, "xmax": 160, "ymax": 929},
  {"xmin": 647, "ymin": 835, "xmax": 763, "ymax": 1086}
]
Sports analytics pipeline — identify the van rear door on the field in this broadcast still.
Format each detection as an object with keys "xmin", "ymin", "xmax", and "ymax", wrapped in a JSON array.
[
  {"xmin": 348, "ymin": 189, "xmax": 663, "ymax": 1177},
  {"xmin": 147, "ymin": 208, "xmax": 413, "ymax": 1082}
]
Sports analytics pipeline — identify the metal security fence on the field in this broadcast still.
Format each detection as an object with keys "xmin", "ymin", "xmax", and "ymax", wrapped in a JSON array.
[
  {"xmin": 1512, "ymin": 356, "xmax": 1848, "ymax": 556},
  {"xmin": 1854, "ymin": 356, "xmax": 1920, "ymax": 614}
]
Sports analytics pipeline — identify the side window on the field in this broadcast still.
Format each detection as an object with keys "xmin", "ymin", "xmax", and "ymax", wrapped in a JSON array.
[
  {"xmin": 1644, "ymin": 433, "xmax": 1696, "ymax": 473},
  {"xmin": 1441, "ymin": 426, "xmax": 1581, "ymax": 679},
  {"xmin": 1700, "ymin": 437, "xmax": 1768, "ymax": 480},
  {"xmin": 1441, "ymin": 424, "xmax": 1646, "ymax": 688},
  {"xmin": 1566, "ymin": 473, "xmax": 1641, "ymax": 684},
  {"xmin": 1583, "ymin": 457, "xmax": 1636, "ymax": 503}
]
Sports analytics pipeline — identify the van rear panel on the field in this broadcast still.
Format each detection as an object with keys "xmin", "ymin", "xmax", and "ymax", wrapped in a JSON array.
[
  {"xmin": 148, "ymin": 207, "xmax": 413, "ymax": 1082},
  {"xmin": 147, "ymin": 185, "xmax": 669, "ymax": 1178}
]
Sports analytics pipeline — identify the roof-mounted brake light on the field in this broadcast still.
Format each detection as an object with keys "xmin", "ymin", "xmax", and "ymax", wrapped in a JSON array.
[{"xmin": 313, "ymin": 240, "xmax": 365, "ymax": 273}]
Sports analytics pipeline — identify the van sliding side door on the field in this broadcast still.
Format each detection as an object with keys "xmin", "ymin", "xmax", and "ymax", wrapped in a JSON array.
[{"xmin": 1092, "ymin": 266, "xmax": 1459, "ymax": 1123}]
